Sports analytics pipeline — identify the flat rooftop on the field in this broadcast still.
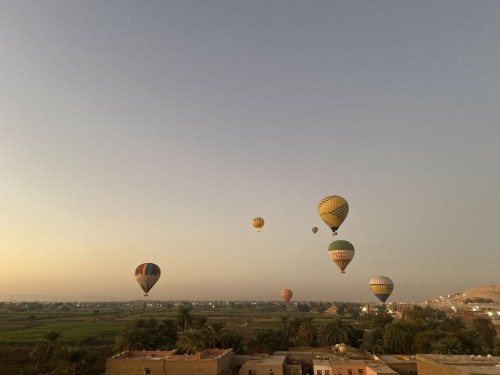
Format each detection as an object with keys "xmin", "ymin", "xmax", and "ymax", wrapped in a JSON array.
[
  {"xmin": 417, "ymin": 354, "xmax": 500, "ymax": 374},
  {"xmin": 110, "ymin": 349, "xmax": 232, "ymax": 361},
  {"xmin": 243, "ymin": 355, "xmax": 286, "ymax": 366}
]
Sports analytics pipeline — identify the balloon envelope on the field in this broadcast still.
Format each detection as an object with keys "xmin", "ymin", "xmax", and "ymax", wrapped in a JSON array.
[
  {"xmin": 280, "ymin": 289, "xmax": 293, "ymax": 304},
  {"xmin": 317, "ymin": 195, "xmax": 349, "ymax": 234},
  {"xmin": 252, "ymin": 217, "xmax": 265, "ymax": 232},
  {"xmin": 328, "ymin": 240, "xmax": 355, "ymax": 273},
  {"xmin": 312, "ymin": 227, "xmax": 318, "ymax": 234},
  {"xmin": 369, "ymin": 276, "xmax": 394, "ymax": 303},
  {"xmin": 135, "ymin": 263, "xmax": 161, "ymax": 296}
]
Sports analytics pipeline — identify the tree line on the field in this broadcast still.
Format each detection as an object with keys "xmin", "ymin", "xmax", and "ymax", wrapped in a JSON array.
[
  {"xmin": 114, "ymin": 305, "xmax": 499, "ymax": 356},
  {"xmin": 19, "ymin": 305, "xmax": 499, "ymax": 374}
]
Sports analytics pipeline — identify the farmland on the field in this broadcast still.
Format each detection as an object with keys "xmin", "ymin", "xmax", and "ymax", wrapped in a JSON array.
[{"xmin": 0, "ymin": 300, "xmax": 336, "ymax": 374}]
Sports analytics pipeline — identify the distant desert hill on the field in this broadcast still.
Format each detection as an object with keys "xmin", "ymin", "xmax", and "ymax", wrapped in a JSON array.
[{"xmin": 423, "ymin": 284, "xmax": 500, "ymax": 309}]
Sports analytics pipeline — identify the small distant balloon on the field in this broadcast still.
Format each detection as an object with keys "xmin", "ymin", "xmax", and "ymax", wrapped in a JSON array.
[
  {"xmin": 317, "ymin": 195, "xmax": 349, "ymax": 235},
  {"xmin": 312, "ymin": 227, "xmax": 318, "ymax": 234},
  {"xmin": 369, "ymin": 276, "xmax": 394, "ymax": 303},
  {"xmin": 252, "ymin": 217, "xmax": 265, "ymax": 232},
  {"xmin": 135, "ymin": 263, "xmax": 161, "ymax": 297},
  {"xmin": 280, "ymin": 289, "xmax": 293, "ymax": 304},
  {"xmin": 328, "ymin": 240, "xmax": 355, "ymax": 274}
]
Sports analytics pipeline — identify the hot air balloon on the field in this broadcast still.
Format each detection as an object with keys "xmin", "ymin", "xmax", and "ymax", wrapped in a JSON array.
[
  {"xmin": 317, "ymin": 195, "xmax": 349, "ymax": 235},
  {"xmin": 328, "ymin": 240, "xmax": 355, "ymax": 274},
  {"xmin": 252, "ymin": 217, "xmax": 265, "ymax": 232},
  {"xmin": 312, "ymin": 227, "xmax": 318, "ymax": 234},
  {"xmin": 369, "ymin": 276, "xmax": 394, "ymax": 303},
  {"xmin": 135, "ymin": 263, "xmax": 161, "ymax": 297},
  {"xmin": 280, "ymin": 289, "xmax": 293, "ymax": 304}
]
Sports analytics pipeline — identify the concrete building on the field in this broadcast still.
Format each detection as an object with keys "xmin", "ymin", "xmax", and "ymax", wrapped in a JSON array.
[
  {"xmin": 416, "ymin": 354, "xmax": 500, "ymax": 375},
  {"xmin": 312, "ymin": 359, "xmax": 332, "ymax": 375},
  {"xmin": 376, "ymin": 355, "xmax": 417, "ymax": 375},
  {"xmin": 105, "ymin": 348, "xmax": 234, "ymax": 375},
  {"xmin": 276, "ymin": 347, "xmax": 415, "ymax": 375},
  {"xmin": 238, "ymin": 354, "xmax": 286, "ymax": 375}
]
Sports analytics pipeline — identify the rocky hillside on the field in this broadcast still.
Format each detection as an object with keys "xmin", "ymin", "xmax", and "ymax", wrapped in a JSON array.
[{"xmin": 423, "ymin": 284, "xmax": 500, "ymax": 309}]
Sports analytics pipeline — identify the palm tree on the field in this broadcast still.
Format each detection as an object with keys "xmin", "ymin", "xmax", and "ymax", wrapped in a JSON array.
[
  {"xmin": 114, "ymin": 327, "xmax": 146, "ymax": 352},
  {"xmin": 298, "ymin": 317, "xmax": 317, "ymax": 347},
  {"xmin": 360, "ymin": 327, "xmax": 385, "ymax": 354},
  {"xmin": 221, "ymin": 330, "xmax": 244, "ymax": 353},
  {"xmin": 414, "ymin": 330, "xmax": 444, "ymax": 353},
  {"xmin": 439, "ymin": 315, "xmax": 466, "ymax": 333},
  {"xmin": 281, "ymin": 317, "xmax": 302, "ymax": 346},
  {"xmin": 176, "ymin": 329, "xmax": 207, "ymax": 354},
  {"xmin": 192, "ymin": 315, "xmax": 208, "ymax": 329},
  {"xmin": 472, "ymin": 317, "xmax": 496, "ymax": 350},
  {"xmin": 383, "ymin": 321, "xmax": 412, "ymax": 354},
  {"xmin": 247, "ymin": 330, "xmax": 272, "ymax": 354},
  {"xmin": 317, "ymin": 317, "xmax": 350, "ymax": 346},
  {"xmin": 114, "ymin": 317, "xmax": 161, "ymax": 352},
  {"xmin": 429, "ymin": 336, "xmax": 464, "ymax": 354},
  {"xmin": 56, "ymin": 345, "xmax": 86, "ymax": 375},
  {"xmin": 204, "ymin": 322, "xmax": 227, "ymax": 348},
  {"xmin": 176, "ymin": 305, "xmax": 193, "ymax": 333},
  {"xmin": 159, "ymin": 319, "xmax": 179, "ymax": 349},
  {"xmin": 30, "ymin": 330, "xmax": 62, "ymax": 374}
]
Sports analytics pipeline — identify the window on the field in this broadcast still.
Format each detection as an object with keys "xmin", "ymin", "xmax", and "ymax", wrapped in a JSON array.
[
  {"xmin": 325, "ymin": 370, "xmax": 330, "ymax": 375},
  {"xmin": 358, "ymin": 370, "xmax": 364, "ymax": 375},
  {"xmin": 348, "ymin": 370, "xmax": 352, "ymax": 375},
  {"xmin": 249, "ymin": 371, "xmax": 256, "ymax": 375},
  {"xmin": 293, "ymin": 369, "xmax": 300, "ymax": 375},
  {"xmin": 317, "ymin": 370, "xmax": 322, "ymax": 375}
]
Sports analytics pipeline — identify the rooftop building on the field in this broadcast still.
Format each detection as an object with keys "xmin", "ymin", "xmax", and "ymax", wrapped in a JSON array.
[
  {"xmin": 416, "ymin": 354, "xmax": 500, "ymax": 375},
  {"xmin": 105, "ymin": 348, "xmax": 234, "ymax": 375}
]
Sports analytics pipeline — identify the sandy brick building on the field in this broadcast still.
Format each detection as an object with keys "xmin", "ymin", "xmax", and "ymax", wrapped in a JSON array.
[
  {"xmin": 416, "ymin": 354, "xmax": 500, "ymax": 375},
  {"xmin": 105, "ymin": 348, "xmax": 234, "ymax": 375}
]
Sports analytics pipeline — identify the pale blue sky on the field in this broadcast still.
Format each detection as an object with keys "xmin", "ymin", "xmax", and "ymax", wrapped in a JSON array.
[{"xmin": 1, "ymin": 1, "xmax": 499, "ymax": 302}]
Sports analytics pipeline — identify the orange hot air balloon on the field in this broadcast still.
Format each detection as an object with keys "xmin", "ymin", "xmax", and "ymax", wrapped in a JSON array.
[
  {"xmin": 252, "ymin": 217, "xmax": 265, "ymax": 232},
  {"xmin": 280, "ymin": 289, "xmax": 293, "ymax": 304}
]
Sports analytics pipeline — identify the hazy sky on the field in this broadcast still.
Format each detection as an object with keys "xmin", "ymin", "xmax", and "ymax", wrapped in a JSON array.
[{"xmin": 1, "ymin": 1, "xmax": 499, "ymax": 303}]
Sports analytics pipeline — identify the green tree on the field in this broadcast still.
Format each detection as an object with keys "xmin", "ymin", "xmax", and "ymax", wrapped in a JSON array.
[
  {"xmin": 114, "ymin": 317, "xmax": 166, "ymax": 352},
  {"xmin": 383, "ymin": 321, "xmax": 412, "ymax": 354},
  {"xmin": 176, "ymin": 305, "xmax": 193, "ymax": 334},
  {"xmin": 298, "ymin": 317, "xmax": 317, "ymax": 347},
  {"xmin": 429, "ymin": 336, "xmax": 464, "ymax": 354},
  {"xmin": 414, "ymin": 330, "xmax": 444, "ymax": 353},
  {"xmin": 30, "ymin": 330, "xmax": 62, "ymax": 374},
  {"xmin": 360, "ymin": 327, "xmax": 385, "ymax": 354},
  {"xmin": 359, "ymin": 313, "xmax": 393, "ymax": 330},
  {"xmin": 221, "ymin": 330, "xmax": 244, "ymax": 353},
  {"xmin": 472, "ymin": 317, "xmax": 496, "ymax": 350},
  {"xmin": 158, "ymin": 319, "xmax": 179, "ymax": 349},
  {"xmin": 176, "ymin": 329, "xmax": 207, "ymax": 354},
  {"xmin": 246, "ymin": 329, "xmax": 288, "ymax": 354},
  {"xmin": 55, "ymin": 345, "xmax": 88, "ymax": 375},
  {"xmin": 317, "ymin": 317, "xmax": 351, "ymax": 346},
  {"xmin": 204, "ymin": 322, "xmax": 227, "ymax": 349},
  {"xmin": 439, "ymin": 315, "xmax": 466, "ymax": 333},
  {"xmin": 192, "ymin": 315, "xmax": 208, "ymax": 329},
  {"xmin": 281, "ymin": 317, "xmax": 302, "ymax": 346}
]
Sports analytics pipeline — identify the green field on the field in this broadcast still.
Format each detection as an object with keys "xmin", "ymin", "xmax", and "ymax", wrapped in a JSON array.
[{"xmin": 0, "ymin": 304, "xmax": 322, "ymax": 374}]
